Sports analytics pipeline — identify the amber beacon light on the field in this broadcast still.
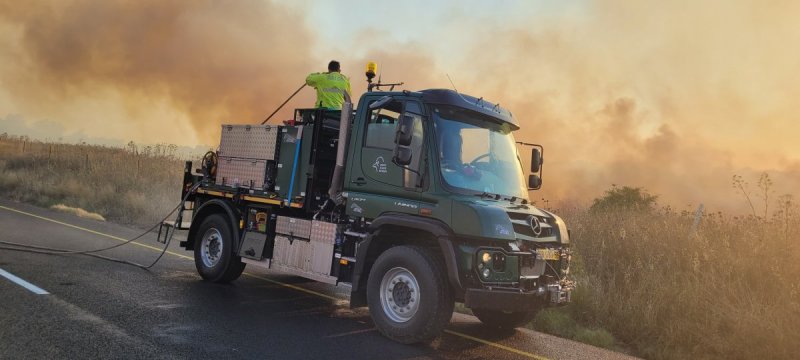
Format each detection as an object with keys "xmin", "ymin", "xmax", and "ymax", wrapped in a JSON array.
[{"xmin": 365, "ymin": 61, "xmax": 377, "ymax": 83}]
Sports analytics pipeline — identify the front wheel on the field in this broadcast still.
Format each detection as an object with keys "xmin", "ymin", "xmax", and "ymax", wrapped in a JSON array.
[
  {"xmin": 367, "ymin": 246, "xmax": 454, "ymax": 344},
  {"xmin": 472, "ymin": 308, "xmax": 537, "ymax": 330},
  {"xmin": 193, "ymin": 214, "xmax": 245, "ymax": 283}
]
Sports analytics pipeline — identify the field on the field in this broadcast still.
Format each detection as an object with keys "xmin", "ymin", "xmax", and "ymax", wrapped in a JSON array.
[
  {"xmin": 541, "ymin": 203, "xmax": 800, "ymax": 359},
  {"xmin": 1, "ymin": 135, "xmax": 798, "ymax": 359},
  {"xmin": 0, "ymin": 135, "xmax": 193, "ymax": 227}
]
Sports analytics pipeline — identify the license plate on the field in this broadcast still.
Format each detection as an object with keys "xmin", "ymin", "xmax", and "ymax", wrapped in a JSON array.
[{"xmin": 536, "ymin": 248, "xmax": 560, "ymax": 261}]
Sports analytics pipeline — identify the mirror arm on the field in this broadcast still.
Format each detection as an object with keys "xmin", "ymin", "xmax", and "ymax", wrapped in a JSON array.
[{"xmin": 392, "ymin": 159, "xmax": 421, "ymax": 177}]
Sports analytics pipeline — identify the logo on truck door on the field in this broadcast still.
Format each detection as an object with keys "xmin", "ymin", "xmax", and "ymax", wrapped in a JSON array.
[{"xmin": 372, "ymin": 156, "xmax": 388, "ymax": 174}]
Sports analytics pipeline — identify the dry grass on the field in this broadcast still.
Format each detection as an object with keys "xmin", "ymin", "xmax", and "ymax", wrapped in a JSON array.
[
  {"xmin": 0, "ymin": 136, "xmax": 193, "ymax": 227},
  {"xmin": 50, "ymin": 204, "xmax": 106, "ymax": 221},
  {"xmin": 557, "ymin": 206, "xmax": 800, "ymax": 359},
  {"xmin": 2, "ymin": 135, "xmax": 798, "ymax": 359}
]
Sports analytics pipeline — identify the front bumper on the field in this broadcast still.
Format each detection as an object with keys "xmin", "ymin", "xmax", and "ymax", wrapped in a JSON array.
[{"xmin": 464, "ymin": 281, "xmax": 574, "ymax": 312}]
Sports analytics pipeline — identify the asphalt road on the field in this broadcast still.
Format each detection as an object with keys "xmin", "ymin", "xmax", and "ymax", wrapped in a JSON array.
[{"xmin": 0, "ymin": 199, "xmax": 638, "ymax": 360}]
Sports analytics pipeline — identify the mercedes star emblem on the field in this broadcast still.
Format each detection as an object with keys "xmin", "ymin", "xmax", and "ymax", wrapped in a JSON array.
[{"xmin": 527, "ymin": 215, "xmax": 542, "ymax": 236}]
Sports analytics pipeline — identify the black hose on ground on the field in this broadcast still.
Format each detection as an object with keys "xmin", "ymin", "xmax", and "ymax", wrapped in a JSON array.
[{"xmin": 0, "ymin": 182, "xmax": 201, "ymax": 270}]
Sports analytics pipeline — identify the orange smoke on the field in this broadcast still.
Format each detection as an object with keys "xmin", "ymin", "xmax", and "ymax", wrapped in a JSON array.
[
  {"xmin": 1, "ymin": 1, "xmax": 799, "ymax": 212},
  {"xmin": 0, "ymin": 0, "xmax": 316, "ymax": 144}
]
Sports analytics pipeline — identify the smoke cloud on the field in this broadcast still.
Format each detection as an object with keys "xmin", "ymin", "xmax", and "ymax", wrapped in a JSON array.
[
  {"xmin": 431, "ymin": 1, "xmax": 800, "ymax": 211},
  {"xmin": 0, "ymin": 0, "xmax": 317, "ymax": 145},
  {"xmin": 1, "ymin": 1, "xmax": 798, "ymax": 212}
]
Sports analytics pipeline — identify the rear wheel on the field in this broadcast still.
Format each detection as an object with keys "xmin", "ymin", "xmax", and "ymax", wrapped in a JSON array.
[
  {"xmin": 193, "ymin": 214, "xmax": 245, "ymax": 283},
  {"xmin": 367, "ymin": 246, "xmax": 454, "ymax": 344},
  {"xmin": 472, "ymin": 308, "xmax": 537, "ymax": 330}
]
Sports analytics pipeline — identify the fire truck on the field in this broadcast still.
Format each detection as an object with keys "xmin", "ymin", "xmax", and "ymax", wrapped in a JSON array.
[{"xmin": 173, "ymin": 68, "xmax": 573, "ymax": 343}]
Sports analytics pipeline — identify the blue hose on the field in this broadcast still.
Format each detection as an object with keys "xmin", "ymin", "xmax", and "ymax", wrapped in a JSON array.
[{"xmin": 286, "ymin": 126, "xmax": 303, "ymax": 207}]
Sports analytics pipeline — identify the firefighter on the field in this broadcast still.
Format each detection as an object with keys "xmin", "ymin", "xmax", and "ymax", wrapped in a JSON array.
[{"xmin": 305, "ymin": 60, "xmax": 352, "ymax": 110}]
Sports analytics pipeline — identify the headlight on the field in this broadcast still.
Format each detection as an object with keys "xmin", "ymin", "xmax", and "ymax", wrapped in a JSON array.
[
  {"xmin": 481, "ymin": 252, "xmax": 492, "ymax": 263},
  {"xmin": 481, "ymin": 268, "xmax": 491, "ymax": 278}
]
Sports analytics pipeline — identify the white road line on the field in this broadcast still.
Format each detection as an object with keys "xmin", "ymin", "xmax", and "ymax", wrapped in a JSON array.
[{"xmin": 0, "ymin": 267, "xmax": 50, "ymax": 295}]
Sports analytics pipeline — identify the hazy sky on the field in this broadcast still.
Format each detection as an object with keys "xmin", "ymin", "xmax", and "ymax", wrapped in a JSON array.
[{"xmin": 1, "ymin": 0, "xmax": 798, "ymax": 211}]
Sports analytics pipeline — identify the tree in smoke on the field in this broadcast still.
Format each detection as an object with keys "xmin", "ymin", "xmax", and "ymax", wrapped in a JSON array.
[{"xmin": 589, "ymin": 185, "xmax": 658, "ymax": 214}]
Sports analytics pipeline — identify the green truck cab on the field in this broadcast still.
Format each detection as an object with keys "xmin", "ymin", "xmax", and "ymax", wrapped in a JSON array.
[{"xmin": 178, "ymin": 88, "xmax": 573, "ymax": 344}]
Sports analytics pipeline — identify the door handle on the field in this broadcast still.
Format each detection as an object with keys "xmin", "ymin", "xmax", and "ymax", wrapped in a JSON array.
[{"xmin": 352, "ymin": 177, "xmax": 367, "ymax": 186}]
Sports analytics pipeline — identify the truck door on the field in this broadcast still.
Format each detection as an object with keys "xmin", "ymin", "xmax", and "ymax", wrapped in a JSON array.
[{"xmin": 347, "ymin": 97, "xmax": 426, "ymax": 218}]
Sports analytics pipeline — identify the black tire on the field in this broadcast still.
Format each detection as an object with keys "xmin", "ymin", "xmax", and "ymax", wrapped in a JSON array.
[
  {"xmin": 472, "ymin": 308, "xmax": 537, "ymax": 330},
  {"xmin": 193, "ymin": 214, "xmax": 245, "ymax": 283},
  {"xmin": 367, "ymin": 246, "xmax": 454, "ymax": 344}
]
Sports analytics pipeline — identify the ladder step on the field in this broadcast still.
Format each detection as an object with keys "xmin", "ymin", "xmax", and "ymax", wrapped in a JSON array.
[{"xmin": 163, "ymin": 220, "xmax": 192, "ymax": 230}]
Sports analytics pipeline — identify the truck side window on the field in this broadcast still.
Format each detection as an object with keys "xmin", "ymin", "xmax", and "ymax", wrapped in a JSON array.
[{"xmin": 364, "ymin": 100, "xmax": 403, "ymax": 150}]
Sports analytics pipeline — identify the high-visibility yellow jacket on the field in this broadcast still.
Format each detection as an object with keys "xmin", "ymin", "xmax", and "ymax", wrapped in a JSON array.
[{"xmin": 305, "ymin": 72, "xmax": 352, "ymax": 110}]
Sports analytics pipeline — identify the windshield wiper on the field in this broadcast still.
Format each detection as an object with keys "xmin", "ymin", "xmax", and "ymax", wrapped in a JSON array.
[
  {"xmin": 474, "ymin": 191, "xmax": 502, "ymax": 200},
  {"xmin": 474, "ymin": 192, "xmax": 527, "ymax": 205}
]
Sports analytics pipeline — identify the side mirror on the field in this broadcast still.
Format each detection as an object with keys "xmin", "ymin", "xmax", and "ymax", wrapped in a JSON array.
[
  {"xmin": 393, "ymin": 146, "xmax": 412, "ymax": 166},
  {"xmin": 528, "ymin": 174, "xmax": 542, "ymax": 190},
  {"xmin": 531, "ymin": 148, "xmax": 543, "ymax": 173},
  {"xmin": 368, "ymin": 96, "xmax": 393, "ymax": 110},
  {"xmin": 395, "ymin": 114, "xmax": 414, "ymax": 146}
]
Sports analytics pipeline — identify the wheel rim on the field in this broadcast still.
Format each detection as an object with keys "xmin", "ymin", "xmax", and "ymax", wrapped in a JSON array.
[
  {"xmin": 200, "ymin": 228, "xmax": 223, "ymax": 268},
  {"xmin": 379, "ymin": 266, "xmax": 421, "ymax": 323}
]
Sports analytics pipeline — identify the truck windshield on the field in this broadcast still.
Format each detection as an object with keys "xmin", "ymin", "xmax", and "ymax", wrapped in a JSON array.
[{"xmin": 433, "ymin": 106, "xmax": 528, "ymax": 200}]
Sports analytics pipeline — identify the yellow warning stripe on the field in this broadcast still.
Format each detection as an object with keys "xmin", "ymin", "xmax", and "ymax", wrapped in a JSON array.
[
  {"xmin": 0, "ymin": 204, "xmax": 550, "ymax": 360},
  {"xmin": 195, "ymin": 189, "xmax": 303, "ymax": 208},
  {"xmin": 443, "ymin": 329, "xmax": 550, "ymax": 360}
]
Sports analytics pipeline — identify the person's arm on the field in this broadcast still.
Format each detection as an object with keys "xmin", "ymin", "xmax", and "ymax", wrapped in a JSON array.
[
  {"xmin": 345, "ymin": 77, "xmax": 352, "ymax": 99},
  {"xmin": 305, "ymin": 73, "xmax": 323, "ymax": 87}
]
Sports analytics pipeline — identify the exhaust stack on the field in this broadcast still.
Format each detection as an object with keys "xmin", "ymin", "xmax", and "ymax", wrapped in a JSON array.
[{"xmin": 327, "ymin": 91, "xmax": 353, "ymax": 204}]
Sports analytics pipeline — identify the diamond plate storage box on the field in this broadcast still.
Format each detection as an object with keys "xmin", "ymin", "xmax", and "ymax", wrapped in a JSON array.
[
  {"xmin": 219, "ymin": 124, "xmax": 279, "ymax": 160},
  {"xmin": 216, "ymin": 156, "xmax": 268, "ymax": 189},
  {"xmin": 272, "ymin": 219, "xmax": 335, "ymax": 277},
  {"xmin": 272, "ymin": 236, "xmax": 334, "ymax": 276},
  {"xmin": 310, "ymin": 221, "xmax": 337, "ymax": 245},
  {"xmin": 275, "ymin": 216, "xmax": 311, "ymax": 239}
]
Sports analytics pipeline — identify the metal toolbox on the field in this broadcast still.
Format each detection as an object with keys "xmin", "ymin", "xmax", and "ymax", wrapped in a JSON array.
[
  {"xmin": 310, "ymin": 220, "xmax": 337, "ymax": 245},
  {"xmin": 273, "ymin": 235, "xmax": 333, "ymax": 276},
  {"xmin": 273, "ymin": 235, "xmax": 311, "ymax": 270},
  {"xmin": 275, "ymin": 216, "xmax": 311, "ymax": 239},
  {"xmin": 216, "ymin": 156, "xmax": 268, "ymax": 189},
  {"xmin": 219, "ymin": 124, "xmax": 279, "ymax": 160},
  {"xmin": 272, "ymin": 218, "xmax": 336, "ymax": 276}
]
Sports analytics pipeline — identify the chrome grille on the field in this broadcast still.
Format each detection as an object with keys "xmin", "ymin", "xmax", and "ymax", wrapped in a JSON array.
[{"xmin": 507, "ymin": 211, "xmax": 554, "ymax": 239}]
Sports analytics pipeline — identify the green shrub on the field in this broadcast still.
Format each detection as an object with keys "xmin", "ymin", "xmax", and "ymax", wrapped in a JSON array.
[{"xmin": 589, "ymin": 185, "xmax": 657, "ymax": 214}]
